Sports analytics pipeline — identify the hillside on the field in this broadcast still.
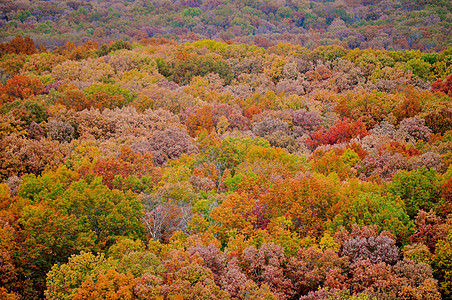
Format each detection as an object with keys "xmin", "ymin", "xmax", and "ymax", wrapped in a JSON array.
[
  {"xmin": 0, "ymin": 35, "xmax": 452, "ymax": 298},
  {"xmin": 0, "ymin": 0, "xmax": 451, "ymax": 51},
  {"xmin": 1, "ymin": 0, "xmax": 452, "ymax": 299}
]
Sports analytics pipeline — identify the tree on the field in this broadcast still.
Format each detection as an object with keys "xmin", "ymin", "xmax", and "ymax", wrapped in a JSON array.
[
  {"xmin": 433, "ymin": 230, "xmax": 452, "ymax": 298},
  {"xmin": 19, "ymin": 172, "xmax": 145, "ymax": 249},
  {"xmin": 0, "ymin": 36, "xmax": 37, "ymax": 56},
  {"xmin": 132, "ymin": 127, "xmax": 198, "ymax": 167},
  {"xmin": 329, "ymin": 192, "xmax": 413, "ymax": 243},
  {"xmin": 46, "ymin": 120, "xmax": 74, "ymax": 143},
  {"xmin": 84, "ymin": 83, "xmax": 135, "ymax": 110},
  {"xmin": 168, "ymin": 263, "xmax": 230, "ymax": 299},
  {"xmin": 341, "ymin": 233, "xmax": 399, "ymax": 265},
  {"xmin": 424, "ymin": 107, "xmax": 452, "ymax": 135},
  {"xmin": 133, "ymin": 273, "xmax": 164, "ymax": 299},
  {"xmin": 409, "ymin": 210, "xmax": 448, "ymax": 252},
  {"xmin": 0, "ymin": 75, "xmax": 44, "ymax": 104},
  {"xmin": 393, "ymin": 259, "xmax": 441, "ymax": 300},
  {"xmin": 293, "ymin": 109, "xmax": 321, "ymax": 136},
  {"xmin": 162, "ymin": 250, "xmax": 230, "ymax": 299},
  {"xmin": 58, "ymin": 178, "xmax": 146, "ymax": 247},
  {"xmin": 142, "ymin": 202, "xmax": 192, "ymax": 243},
  {"xmin": 394, "ymin": 95, "xmax": 422, "ymax": 123},
  {"xmin": 91, "ymin": 158, "xmax": 135, "ymax": 189},
  {"xmin": 1, "ymin": 99, "xmax": 48, "ymax": 125},
  {"xmin": 241, "ymin": 243, "xmax": 294, "ymax": 299},
  {"xmin": 16, "ymin": 204, "xmax": 93, "ymax": 293},
  {"xmin": 211, "ymin": 103, "xmax": 249, "ymax": 131},
  {"xmin": 405, "ymin": 58, "xmax": 430, "ymax": 81},
  {"xmin": 186, "ymin": 105, "xmax": 214, "ymax": 137},
  {"xmin": 58, "ymin": 85, "xmax": 91, "ymax": 111},
  {"xmin": 218, "ymin": 258, "xmax": 247, "ymax": 298},
  {"xmin": 0, "ymin": 287, "xmax": 20, "ymax": 300},
  {"xmin": 252, "ymin": 117, "xmax": 289, "ymax": 137},
  {"xmin": 359, "ymin": 150, "xmax": 409, "ymax": 181},
  {"xmin": 287, "ymin": 247, "xmax": 349, "ymax": 297},
  {"xmin": 431, "ymin": 74, "xmax": 452, "ymax": 97},
  {"xmin": 402, "ymin": 243, "xmax": 433, "ymax": 264},
  {"xmin": 116, "ymin": 251, "xmax": 164, "ymax": 278},
  {"xmin": 389, "ymin": 167, "xmax": 442, "ymax": 218},
  {"xmin": 306, "ymin": 119, "xmax": 367, "ymax": 150},
  {"xmin": 188, "ymin": 244, "xmax": 226, "ymax": 283},
  {"xmin": 396, "ymin": 117, "xmax": 432, "ymax": 144},
  {"xmin": 0, "ymin": 189, "xmax": 21, "ymax": 297},
  {"xmin": 211, "ymin": 191, "xmax": 264, "ymax": 241},
  {"xmin": 263, "ymin": 176, "xmax": 342, "ymax": 238},
  {"xmin": 73, "ymin": 269, "xmax": 138, "ymax": 300},
  {"xmin": 162, "ymin": 52, "xmax": 232, "ymax": 85},
  {"xmin": 310, "ymin": 149, "xmax": 359, "ymax": 180},
  {"xmin": 0, "ymin": 135, "xmax": 69, "ymax": 180},
  {"xmin": 45, "ymin": 251, "xmax": 115, "ymax": 300}
]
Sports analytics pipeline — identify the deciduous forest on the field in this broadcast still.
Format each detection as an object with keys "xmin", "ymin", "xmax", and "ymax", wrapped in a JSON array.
[{"xmin": 0, "ymin": 0, "xmax": 452, "ymax": 299}]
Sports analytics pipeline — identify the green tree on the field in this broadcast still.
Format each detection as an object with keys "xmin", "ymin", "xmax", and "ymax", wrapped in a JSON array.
[
  {"xmin": 389, "ymin": 167, "xmax": 442, "ymax": 218},
  {"xmin": 169, "ymin": 52, "xmax": 233, "ymax": 85},
  {"xmin": 16, "ymin": 204, "xmax": 93, "ymax": 295},
  {"xmin": 406, "ymin": 58, "xmax": 431, "ymax": 81},
  {"xmin": 58, "ymin": 178, "xmax": 146, "ymax": 247},
  {"xmin": 328, "ymin": 192, "xmax": 414, "ymax": 243}
]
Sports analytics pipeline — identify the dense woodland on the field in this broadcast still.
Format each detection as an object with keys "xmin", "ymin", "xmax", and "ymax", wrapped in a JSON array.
[
  {"xmin": 0, "ymin": 10, "xmax": 452, "ymax": 300},
  {"xmin": 0, "ymin": 0, "xmax": 451, "ymax": 51}
]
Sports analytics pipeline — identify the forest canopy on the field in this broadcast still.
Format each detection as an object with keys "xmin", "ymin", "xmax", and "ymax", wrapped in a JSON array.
[
  {"xmin": 0, "ymin": 1, "xmax": 452, "ymax": 298},
  {"xmin": 0, "ymin": 0, "xmax": 451, "ymax": 51}
]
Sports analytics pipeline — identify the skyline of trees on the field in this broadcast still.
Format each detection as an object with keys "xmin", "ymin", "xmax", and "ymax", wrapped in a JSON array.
[{"xmin": 0, "ymin": 0, "xmax": 451, "ymax": 52}]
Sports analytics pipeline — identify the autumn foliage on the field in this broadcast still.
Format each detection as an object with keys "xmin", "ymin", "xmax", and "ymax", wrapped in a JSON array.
[
  {"xmin": 0, "ymin": 34, "xmax": 451, "ymax": 300},
  {"xmin": 432, "ymin": 74, "xmax": 452, "ymax": 97},
  {"xmin": 306, "ymin": 119, "xmax": 368, "ymax": 150}
]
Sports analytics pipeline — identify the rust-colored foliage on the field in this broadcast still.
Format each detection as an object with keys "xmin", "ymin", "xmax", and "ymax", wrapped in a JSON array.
[
  {"xmin": 186, "ymin": 105, "xmax": 214, "ymax": 137},
  {"xmin": 54, "ymin": 41, "xmax": 98, "ymax": 60},
  {"xmin": 0, "ymin": 287, "xmax": 20, "ymax": 300},
  {"xmin": 439, "ymin": 178, "xmax": 452, "ymax": 216},
  {"xmin": 244, "ymin": 105, "xmax": 262, "ymax": 119},
  {"xmin": 89, "ymin": 91, "xmax": 128, "ymax": 111},
  {"xmin": 382, "ymin": 140, "xmax": 420, "ymax": 158},
  {"xmin": 211, "ymin": 190, "xmax": 269, "ymax": 239},
  {"xmin": 394, "ymin": 93, "xmax": 422, "ymax": 123},
  {"xmin": 305, "ymin": 65, "xmax": 332, "ymax": 81},
  {"xmin": 193, "ymin": 162, "xmax": 218, "ymax": 184},
  {"xmin": 347, "ymin": 142, "xmax": 368, "ymax": 160},
  {"xmin": 85, "ymin": 147, "xmax": 158, "ymax": 189},
  {"xmin": 350, "ymin": 103, "xmax": 384, "ymax": 130},
  {"xmin": 241, "ymin": 243, "xmax": 294, "ymax": 299},
  {"xmin": 0, "ymin": 36, "xmax": 37, "ymax": 56},
  {"xmin": 0, "ymin": 75, "xmax": 44, "ymax": 104},
  {"xmin": 92, "ymin": 159, "xmax": 135, "ymax": 189},
  {"xmin": 263, "ymin": 177, "xmax": 341, "ymax": 237},
  {"xmin": 73, "ymin": 269, "xmax": 138, "ymax": 300},
  {"xmin": 0, "ymin": 135, "xmax": 69, "ymax": 180},
  {"xmin": 57, "ymin": 86, "xmax": 91, "ymax": 111}
]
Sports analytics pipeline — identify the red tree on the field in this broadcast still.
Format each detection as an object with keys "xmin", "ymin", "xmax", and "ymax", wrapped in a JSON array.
[{"xmin": 305, "ymin": 119, "xmax": 367, "ymax": 150}]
